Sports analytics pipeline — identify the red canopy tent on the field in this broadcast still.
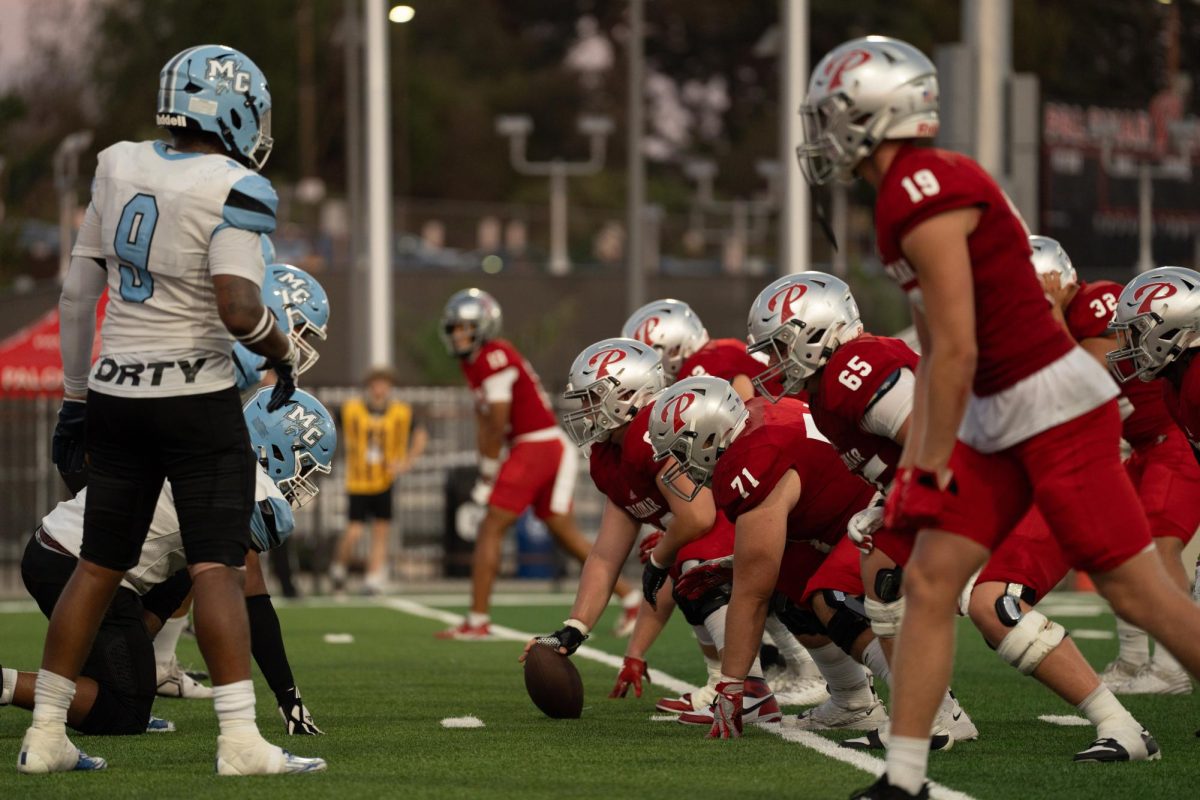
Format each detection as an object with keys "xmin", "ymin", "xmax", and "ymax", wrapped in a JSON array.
[{"xmin": 0, "ymin": 293, "xmax": 108, "ymax": 397}]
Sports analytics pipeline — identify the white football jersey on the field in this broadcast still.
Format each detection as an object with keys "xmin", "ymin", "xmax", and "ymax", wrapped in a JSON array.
[
  {"xmin": 72, "ymin": 140, "xmax": 277, "ymax": 398},
  {"xmin": 41, "ymin": 466, "xmax": 288, "ymax": 595}
]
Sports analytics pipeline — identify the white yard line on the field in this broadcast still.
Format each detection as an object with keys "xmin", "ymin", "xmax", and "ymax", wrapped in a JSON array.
[
  {"xmin": 383, "ymin": 597, "xmax": 981, "ymax": 800},
  {"xmin": 1039, "ymin": 715, "xmax": 1091, "ymax": 727}
]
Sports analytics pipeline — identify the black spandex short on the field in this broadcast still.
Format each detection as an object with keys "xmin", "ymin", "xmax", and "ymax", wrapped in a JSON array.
[{"xmin": 348, "ymin": 488, "xmax": 393, "ymax": 522}]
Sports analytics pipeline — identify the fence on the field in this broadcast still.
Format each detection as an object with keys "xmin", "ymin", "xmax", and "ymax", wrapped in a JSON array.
[{"xmin": 0, "ymin": 387, "xmax": 610, "ymax": 598}]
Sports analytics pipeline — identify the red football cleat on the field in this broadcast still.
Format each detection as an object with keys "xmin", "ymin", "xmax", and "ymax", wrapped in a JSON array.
[{"xmin": 435, "ymin": 621, "xmax": 491, "ymax": 640}]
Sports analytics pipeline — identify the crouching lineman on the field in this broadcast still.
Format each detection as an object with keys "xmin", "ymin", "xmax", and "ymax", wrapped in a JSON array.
[
  {"xmin": 440, "ymin": 290, "xmax": 640, "ymax": 639},
  {"xmin": 2, "ymin": 390, "xmax": 333, "ymax": 752},
  {"xmin": 744, "ymin": 270, "xmax": 1153, "ymax": 760},
  {"xmin": 520, "ymin": 339, "xmax": 782, "ymax": 724}
]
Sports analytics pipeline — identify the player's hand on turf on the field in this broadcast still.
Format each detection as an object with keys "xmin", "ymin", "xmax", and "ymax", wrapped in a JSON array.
[
  {"xmin": 260, "ymin": 342, "xmax": 298, "ymax": 413},
  {"xmin": 642, "ymin": 554, "xmax": 670, "ymax": 609},
  {"xmin": 884, "ymin": 467, "xmax": 955, "ymax": 533},
  {"xmin": 847, "ymin": 492, "xmax": 885, "ymax": 554},
  {"xmin": 637, "ymin": 531, "xmax": 664, "ymax": 565},
  {"xmin": 707, "ymin": 681, "xmax": 744, "ymax": 739},
  {"xmin": 520, "ymin": 624, "xmax": 588, "ymax": 661},
  {"xmin": 51, "ymin": 399, "xmax": 87, "ymax": 474},
  {"xmin": 279, "ymin": 687, "xmax": 323, "ymax": 735},
  {"xmin": 609, "ymin": 656, "xmax": 650, "ymax": 698},
  {"xmin": 673, "ymin": 557, "xmax": 734, "ymax": 600}
]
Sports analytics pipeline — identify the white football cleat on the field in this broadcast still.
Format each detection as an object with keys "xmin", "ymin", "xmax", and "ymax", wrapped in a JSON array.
[
  {"xmin": 676, "ymin": 678, "xmax": 782, "ymax": 726},
  {"xmin": 1112, "ymin": 662, "xmax": 1193, "ymax": 696},
  {"xmin": 1073, "ymin": 727, "xmax": 1161, "ymax": 763},
  {"xmin": 215, "ymin": 734, "xmax": 326, "ymax": 775},
  {"xmin": 936, "ymin": 689, "xmax": 978, "ymax": 742},
  {"xmin": 1099, "ymin": 658, "xmax": 1144, "ymax": 690},
  {"xmin": 786, "ymin": 691, "xmax": 889, "ymax": 731},
  {"xmin": 842, "ymin": 721, "xmax": 953, "ymax": 752},
  {"xmin": 157, "ymin": 657, "xmax": 213, "ymax": 699},
  {"xmin": 772, "ymin": 673, "xmax": 831, "ymax": 707},
  {"xmin": 16, "ymin": 727, "xmax": 107, "ymax": 773}
]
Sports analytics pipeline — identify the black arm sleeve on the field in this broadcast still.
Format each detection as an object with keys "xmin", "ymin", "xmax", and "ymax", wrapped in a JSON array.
[{"xmin": 246, "ymin": 593, "xmax": 297, "ymax": 705}]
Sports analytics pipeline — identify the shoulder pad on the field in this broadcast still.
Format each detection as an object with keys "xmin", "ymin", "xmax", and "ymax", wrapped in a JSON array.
[{"xmin": 222, "ymin": 173, "xmax": 278, "ymax": 234}]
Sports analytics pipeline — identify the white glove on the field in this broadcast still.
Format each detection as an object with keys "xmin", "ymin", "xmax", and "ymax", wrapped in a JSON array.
[
  {"xmin": 847, "ymin": 492, "xmax": 886, "ymax": 554},
  {"xmin": 470, "ymin": 478, "xmax": 492, "ymax": 506}
]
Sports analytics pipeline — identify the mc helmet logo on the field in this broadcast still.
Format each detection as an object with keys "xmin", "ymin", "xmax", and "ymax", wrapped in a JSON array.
[
  {"xmin": 660, "ymin": 392, "xmax": 696, "ymax": 435},
  {"xmin": 767, "ymin": 283, "xmax": 808, "ymax": 323},
  {"xmin": 206, "ymin": 58, "xmax": 252, "ymax": 94},
  {"xmin": 588, "ymin": 348, "xmax": 627, "ymax": 379},
  {"xmin": 284, "ymin": 403, "xmax": 325, "ymax": 446},
  {"xmin": 1133, "ymin": 282, "xmax": 1178, "ymax": 315}
]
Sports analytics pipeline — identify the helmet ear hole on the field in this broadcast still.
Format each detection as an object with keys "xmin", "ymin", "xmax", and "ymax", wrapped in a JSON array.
[
  {"xmin": 183, "ymin": 80, "xmax": 204, "ymax": 94},
  {"xmin": 702, "ymin": 432, "xmax": 717, "ymax": 449},
  {"xmin": 230, "ymin": 109, "xmax": 242, "ymax": 129},
  {"xmin": 271, "ymin": 444, "xmax": 285, "ymax": 463}
]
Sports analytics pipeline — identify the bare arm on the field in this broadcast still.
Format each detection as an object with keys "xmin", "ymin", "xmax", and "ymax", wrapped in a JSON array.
[
  {"xmin": 900, "ymin": 208, "xmax": 980, "ymax": 473},
  {"xmin": 1078, "ymin": 334, "xmax": 1116, "ymax": 368},
  {"xmin": 476, "ymin": 403, "xmax": 509, "ymax": 461},
  {"xmin": 651, "ymin": 464, "xmax": 717, "ymax": 566},
  {"xmin": 720, "ymin": 470, "xmax": 798, "ymax": 681},
  {"xmin": 731, "ymin": 374, "xmax": 756, "ymax": 402},
  {"xmin": 211, "ymin": 273, "xmax": 291, "ymax": 362},
  {"xmin": 898, "ymin": 311, "xmax": 930, "ymax": 468},
  {"xmin": 566, "ymin": 499, "xmax": 642, "ymax": 629}
]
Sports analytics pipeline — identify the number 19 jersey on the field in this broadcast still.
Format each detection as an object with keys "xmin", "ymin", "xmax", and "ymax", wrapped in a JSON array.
[{"xmin": 71, "ymin": 140, "xmax": 277, "ymax": 398}]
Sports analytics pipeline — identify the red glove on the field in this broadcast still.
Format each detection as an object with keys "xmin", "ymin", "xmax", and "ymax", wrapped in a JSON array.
[
  {"xmin": 707, "ymin": 681, "xmax": 743, "ymax": 739},
  {"xmin": 638, "ymin": 531, "xmax": 664, "ymax": 565},
  {"xmin": 673, "ymin": 557, "xmax": 734, "ymax": 600},
  {"xmin": 883, "ymin": 467, "xmax": 954, "ymax": 533},
  {"xmin": 609, "ymin": 656, "xmax": 650, "ymax": 698}
]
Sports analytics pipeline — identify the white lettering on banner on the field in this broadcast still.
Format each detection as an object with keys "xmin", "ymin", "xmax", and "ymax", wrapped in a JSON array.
[{"xmin": 1, "ymin": 366, "xmax": 63, "ymax": 393}]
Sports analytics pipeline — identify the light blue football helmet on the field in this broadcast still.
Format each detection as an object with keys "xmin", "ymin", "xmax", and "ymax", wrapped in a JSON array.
[
  {"xmin": 244, "ymin": 388, "xmax": 336, "ymax": 509},
  {"xmin": 263, "ymin": 263, "xmax": 330, "ymax": 374},
  {"xmin": 157, "ymin": 44, "xmax": 273, "ymax": 170},
  {"xmin": 260, "ymin": 234, "xmax": 277, "ymax": 265}
]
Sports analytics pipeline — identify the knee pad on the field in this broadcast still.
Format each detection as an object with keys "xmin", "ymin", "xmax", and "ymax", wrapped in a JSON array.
[
  {"xmin": 770, "ymin": 592, "xmax": 823, "ymax": 637},
  {"xmin": 993, "ymin": 582, "xmax": 1037, "ymax": 628},
  {"xmin": 693, "ymin": 623, "xmax": 715, "ymax": 648},
  {"xmin": 821, "ymin": 590, "xmax": 871, "ymax": 655},
  {"xmin": 995, "ymin": 609, "xmax": 1067, "ymax": 675},
  {"xmin": 864, "ymin": 595, "xmax": 906, "ymax": 639},
  {"xmin": 140, "ymin": 568, "xmax": 194, "ymax": 625},
  {"xmin": 673, "ymin": 582, "xmax": 730, "ymax": 628},
  {"xmin": 873, "ymin": 567, "xmax": 904, "ymax": 603}
]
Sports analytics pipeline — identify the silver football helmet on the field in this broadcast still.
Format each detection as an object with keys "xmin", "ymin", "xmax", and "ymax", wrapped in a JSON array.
[
  {"xmin": 746, "ymin": 272, "xmax": 863, "ymax": 402},
  {"xmin": 621, "ymin": 299, "xmax": 710, "ymax": 381},
  {"xmin": 648, "ymin": 376, "xmax": 747, "ymax": 501},
  {"xmin": 562, "ymin": 338, "xmax": 666, "ymax": 447},
  {"xmin": 440, "ymin": 288, "xmax": 503, "ymax": 358},
  {"xmin": 1108, "ymin": 267, "xmax": 1200, "ymax": 383},
  {"xmin": 1028, "ymin": 235, "xmax": 1077, "ymax": 288},
  {"xmin": 798, "ymin": 36, "xmax": 940, "ymax": 186}
]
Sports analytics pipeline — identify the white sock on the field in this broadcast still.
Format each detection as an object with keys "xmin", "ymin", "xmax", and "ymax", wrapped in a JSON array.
[
  {"xmin": 0, "ymin": 667, "xmax": 17, "ymax": 705},
  {"xmin": 809, "ymin": 643, "xmax": 872, "ymax": 708},
  {"xmin": 703, "ymin": 653, "xmax": 722, "ymax": 686},
  {"xmin": 212, "ymin": 679, "xmax": 260, "ymax": 737},
  {"xmin": 765, "ymin": 617, "xmax": 817, "ymax": 675},
  {"xmin": 466, "ymin": 611, "xmax": 490, "ymax": 628},
  {"xmin": 1077, "ymin": 684, "xmax": 1139, "ymax": 735},
  {"xmin": 330, "ymin": 562, "xmax": 347, "ymax": 582},
  {"xmin": 1115, "ymin": 617, "xmax": 1150, "ymax": 665},
  {"xmin": 622, "ymin": 591, "xmax": 641, "ymax": 610},
  {"xmin": 30, "ymin": 669, "xmax": 75, "ymax": 732},
  {"xmin": 747, "ymin": 656, "xmax": 764, "ymax": 681},
  {"xmin": 862, "ymin": 638, "xmax": 892, "ymax": 688},
  {"xmin": 154, "ymin": 615, "xmax": 188, "ymax": 671},
  {"xmin": 703, "ymin": 606, "xmax": 729, "ymax": 652},
  {"xmin": 886, "ymin": 734, "xmax": 930, "ymax": 795}
]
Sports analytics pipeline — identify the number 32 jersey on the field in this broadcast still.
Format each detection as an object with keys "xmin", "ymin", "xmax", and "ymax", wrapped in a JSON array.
[{"xmin": 72, "ymin": 140, "xmax": 277, "ymax": 397}]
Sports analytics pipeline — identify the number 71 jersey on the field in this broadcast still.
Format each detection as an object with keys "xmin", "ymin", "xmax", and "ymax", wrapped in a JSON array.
[{"xmin": 72, "ymin": 140, "xmax": 277, "ymax": 397}]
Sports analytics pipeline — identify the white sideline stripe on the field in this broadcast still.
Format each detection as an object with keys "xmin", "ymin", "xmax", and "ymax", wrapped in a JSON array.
[
  {"xmin": 1070, "ymin": 629, "xmax": 1114, "ymax": 640},
  {"xmin": 1039, "ymin": 714, "xmax": 1092, "ymax": 727},
  {"xmin": 1037, "ymin": 605, "xmax": 1106, "ymax": 618},
  {"xmin": 384, "ymin": 597, "xmax": 979, "ymax": 800}
]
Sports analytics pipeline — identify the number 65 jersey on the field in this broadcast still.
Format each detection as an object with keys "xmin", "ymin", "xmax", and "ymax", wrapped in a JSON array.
[{"xmin": 72, "ymin": 140, "xmax": 277, "ymax": 398}]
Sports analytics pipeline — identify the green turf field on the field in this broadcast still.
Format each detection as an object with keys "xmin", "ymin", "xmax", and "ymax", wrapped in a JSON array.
[{"xmin": 0, "ymin": 592, "xmax": 1197, "ymax": 799}]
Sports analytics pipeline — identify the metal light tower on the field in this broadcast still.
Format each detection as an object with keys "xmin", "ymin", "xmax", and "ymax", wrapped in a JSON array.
[
  {"xmin": 495, "ymin": 114, "xmax": 612, "ymax": 275},
  {"xmin": 684, "ymin": 159, "xmax": 781, "ymax": 276}
]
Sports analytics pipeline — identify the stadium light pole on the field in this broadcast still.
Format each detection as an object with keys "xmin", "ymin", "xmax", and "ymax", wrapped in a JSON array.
[
  {"xmin": 626, "ymin": 0, "xmax": 646, "ymax": 312},
  {"xmin": 780, "ymin": 0, "xmax": 809, "ymax": 274},
  {"xmin": 364, "ymin": 0, "xmax": 394, "ymax": 369}
]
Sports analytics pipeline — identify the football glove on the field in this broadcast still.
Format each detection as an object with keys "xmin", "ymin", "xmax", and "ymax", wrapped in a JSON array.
[
  {"xmin": 259, "ymin": 342, "xmax": 298, "ymax": 413},
  {"xmin": 847, "ymin": 492, "xmax": 885, "ymax": 554},
  {"xmin": 884, "ymin": 467, "xmax": 956, "ymax": 533},
  {"xmin": 51, "ymin": 399, "xmax": 87, "ymax": 475},
  {"xmin": 673, "ymin": 556, "xmax": 734, "ymax": 600},
  {"xmin": 278, "ymin": 687, "xmax": 323, "ymax": 735},
  {"xmin": 534, "ymin": 624, "xmax": 588, "ymax": 656},
  {"xmin": 707, "ymin": 681, "xmax": 744, "ymax": 739},
  {"xmin": 609, "ymin": 656, "xmax": 650, "ymax": 698},
  {"xmin": 642, "ymin": 554, "xmax": 670, "ymax": 609},
  {"xmin": 637, "ymin": 530, "xmax": 664, "ymax": 565}
]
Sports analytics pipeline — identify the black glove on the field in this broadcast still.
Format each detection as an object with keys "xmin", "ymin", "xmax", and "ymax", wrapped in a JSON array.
[
  {"xmin": 260, "ymin": 343, "xmax": 298, "ymax": 413},
  {"xmin": 52, "ymin": 400, "xmax": 87, "ymax": 474},
  {"xmin": 278, "ymin": 686, "xmax": 323, "ymax": 735},
  {"xmin": 535, "ymin": 624, "xmax": 588, "ymax": 656},
  {"xmin": 642, "ymin": 554, "xmax": 670, "ymax": 609}
]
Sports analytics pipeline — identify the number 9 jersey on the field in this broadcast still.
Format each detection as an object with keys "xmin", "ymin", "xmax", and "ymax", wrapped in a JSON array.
[{"xmin": 71, "ymin": 140, "xmax": 278, "ymax": 398}]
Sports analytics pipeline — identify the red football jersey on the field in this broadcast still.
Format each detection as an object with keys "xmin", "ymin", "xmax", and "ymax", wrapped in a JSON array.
[
  {"xmin": 679, "ymin": 338, "xmax": 765, "ymax": 382},
  {"xmin": 1066, "ymin": 280, "xmax": 1175, "ymax": 449},
  {"xmin": 810, "ymin": 334, "xmax": 917, "ymax": 490},
  {"xmin": 459, "ymin": 339, "xmax": 557, "ymax": 440},
  {"xmin": 1163, "ymin": 357, "xmax": 1200, "ymax": 450},
  {"xmin": 712, "ymin": 397, "xmax": 874, "ymax": 546},
  {"xmin": 875, "ymin": 144, "xmax": 1073, "ymax": 397},
  {"xmin": 588, "ymin": 406, "xmax": 672, "ymax": 530}
]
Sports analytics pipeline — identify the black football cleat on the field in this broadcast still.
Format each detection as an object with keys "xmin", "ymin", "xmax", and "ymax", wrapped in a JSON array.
[
  {"xmin": 850, "ymin": 775, "xmax": 930, "ymax": 799},
  {"xmin": 1072, "ymin": 729, "xmax": 1161, "ymax": 763}
]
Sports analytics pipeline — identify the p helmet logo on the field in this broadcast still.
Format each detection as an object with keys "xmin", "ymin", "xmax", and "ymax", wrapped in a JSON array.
[
  {"xmin": 767, "ymin": 284, "xmax": 808, "ymax": 323},
  {"xmin": 632, "ymin": 316, "xmax": 660, "ymax": 344},
  {"xmin": 825, "ymin": 49, "xmax": 871, "ymax": 90},
  {"xmin": 205, "ymin": 58, "xmax": 251, "ymax": 94},
  {"xmin": 660, "ymin": 392, "xmax": 696, "ymax": 435},
  {"xmin": 1133, "ymin": 282, "xmax": 1178, "ymax": 315},
  {"xmin": 284, "ymin": 404, "xmax": 325, "ymax": 446},
  {"xmin": 589, "ymin": 348, "xmax": 628, "ymax": 379}
]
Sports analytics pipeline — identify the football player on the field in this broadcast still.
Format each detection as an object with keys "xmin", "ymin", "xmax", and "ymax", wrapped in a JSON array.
[
  {"xmin": 748, "ymin": 271, "xmax": 1153, "ymax": 759},
  {"xmin": 649, "ymin": 376, "xmax": 903, "ymax": 739},
  {"xmin": 1034, "ymin": 239, "xmax": 1200, "ymax": 695},
  {"xmin": 2, "ymin": 390, "xmax": 333, "ymax": 739},
  {"xmin": 522, "ymin": 339, "xmax": 782, "ymax": 724},
  {"xmin": 799, "ymin": 36, "xmax": 1200, "ymax": 798},
  {"xmin": 34, "ymin": 45, "xmax": 319, "ymax": 776},
  {"xmin": 438, "ymin": 290, "xmax": 639, "ymax": 639}
]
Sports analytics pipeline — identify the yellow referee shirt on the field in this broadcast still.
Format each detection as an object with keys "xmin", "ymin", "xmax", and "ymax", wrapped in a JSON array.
[{"xmin": 342, "ymin": 398, "xmax": 415, "ymax": 495}]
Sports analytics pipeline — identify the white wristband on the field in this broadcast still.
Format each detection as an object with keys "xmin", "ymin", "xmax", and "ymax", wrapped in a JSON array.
[
  {"xmin": 564, "ymin": 618, "xmax": 590, "ymax": 636},
  {"xmin": 237, "ymin": 307, "xmax": 276, "ymax": 345},
  {"xmin": 479, "ymin": 455, "xmax": 500, "ymax": 481}
]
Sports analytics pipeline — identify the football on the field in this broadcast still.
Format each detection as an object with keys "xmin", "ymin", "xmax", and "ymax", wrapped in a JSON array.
[{"xmin": 523, "ymin": 644, "xmax": 584, "ymax": 719}]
